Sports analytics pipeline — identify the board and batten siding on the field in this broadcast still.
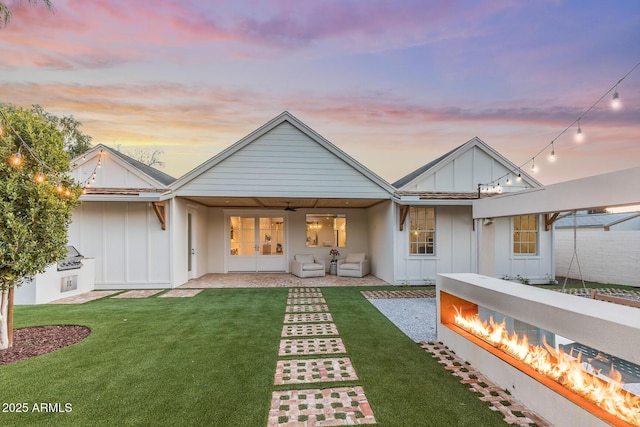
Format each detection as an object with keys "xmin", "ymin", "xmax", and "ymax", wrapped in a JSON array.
[
  {"xmin": 68, "ymin": 201, "xmax": 171, "ymax": 288},
  {"xmin": 394, "ymin": 205, "xmax": 475, "ymax": 284},
  {"xmin": 176, "ymin": 122, "xmax": 389, "ymax": 198},
  {"xmin": 71, "ymin": 152, "xmax": 155, "ymax": 189},
  {"xmin": 411, "ymin": 146, "xmax": 516, "ymax": 192}
]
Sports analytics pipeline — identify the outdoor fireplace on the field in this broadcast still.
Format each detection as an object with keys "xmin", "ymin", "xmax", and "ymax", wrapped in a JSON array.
[{"xmin": 436, "ymin": 273, "xmax": 640, "ymax": 427}]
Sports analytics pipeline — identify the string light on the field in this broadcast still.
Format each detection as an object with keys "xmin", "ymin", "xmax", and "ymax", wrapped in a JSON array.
[
  {"xmin": 548, "ymin": 142, "xmax": 556, "ymax": 163},
  {"xmin": 575, "ymin": 120, "xmax": 584, "ymax": 143},
  {"xmin": 9, "ymin": 150, "xmax": 23, "ymax": 167},
  {"xmin": 0, "ymin": 108, "xmax": 78, "ymax": 197},
  {"xmin": 477, "ymin": 60, "xmax": 639, "ymax": 192},
  {"xmin": 611, "ymin": 85, "xmax": 621, "ymax": 110}
]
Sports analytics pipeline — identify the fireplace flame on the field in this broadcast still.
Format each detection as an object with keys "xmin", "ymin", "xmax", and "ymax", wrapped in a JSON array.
[{"xmin": 453, "ymin": 307, "xmax": 640, "ymax": 426}]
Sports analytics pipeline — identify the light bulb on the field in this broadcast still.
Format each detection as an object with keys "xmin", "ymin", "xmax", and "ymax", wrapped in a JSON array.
[
  {"xmin": 611, "ymin": 91, "xmax": 621, "ymax": 110},
  {"xmin": 531, "ymin": 160, "xmax": 536, "ymax": 173},
  {"xmin": 549, "ymin": 144, "xmax": 556, "ymax": 163},
  {"xmin": 56, "ymin": 183, "xmax": 64, "ymax": 193},
  {"xmin": 34, "ymin": 172, "xmax": 46, "ymax": 183},
  {"xmin": 516, "ymin": 173, "xmax": 522, "ymax": 182},
  {"xmin": 9, "ymin": 151, "xmax": 23, "ymax": 167},
  {"xmin": 575, "ymin": 125, "xmax": 584, "ymax": 143},
  {"xmin": 506, "ymin": 176, "xmax": 511, "ymax": 185}
]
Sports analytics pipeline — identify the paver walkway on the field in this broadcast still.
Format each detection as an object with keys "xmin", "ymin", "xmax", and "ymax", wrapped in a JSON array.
[{"xmin": 268, "ymin": 287, "xmax": 377, "ymax": 426}]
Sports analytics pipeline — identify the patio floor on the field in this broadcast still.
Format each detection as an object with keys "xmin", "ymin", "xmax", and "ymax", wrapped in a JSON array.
[{"xmin": 178, "ymin": 273, "xmax": 390, "ymax": 288}]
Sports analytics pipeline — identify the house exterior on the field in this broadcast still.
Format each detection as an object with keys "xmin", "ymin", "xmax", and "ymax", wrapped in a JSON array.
[
  {"xmin": 391, "ymin": 137, "xmax": 548, "ymax": 284},
  {"xmin": 16, "ymin": 111, "xmax": 561, "ymax": 303},
  {"xmin": 555, "ymin": 211, "xmax": 640, "ymax": 287}
]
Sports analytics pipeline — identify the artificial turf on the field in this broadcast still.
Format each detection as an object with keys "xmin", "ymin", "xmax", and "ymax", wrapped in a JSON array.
[{"xmin": 0, "ymin": 287, "xmax": 507, "ymax": 426}]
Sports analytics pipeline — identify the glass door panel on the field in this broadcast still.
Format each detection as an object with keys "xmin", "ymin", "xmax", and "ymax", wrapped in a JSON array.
[{"xmin": 228, "ymin": 215, "xmax": 286, "ymax": 272}]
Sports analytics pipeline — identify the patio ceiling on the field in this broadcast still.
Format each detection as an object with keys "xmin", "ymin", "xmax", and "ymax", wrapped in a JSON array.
[{"xmin": 178, "ymin": 196, "xmax": 387, "ymax": 209}]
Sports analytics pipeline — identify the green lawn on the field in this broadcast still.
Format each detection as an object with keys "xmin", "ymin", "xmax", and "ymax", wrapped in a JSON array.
[{"xmin": 1, "ymin": 287, "xmax": 507, "ymax": 426}]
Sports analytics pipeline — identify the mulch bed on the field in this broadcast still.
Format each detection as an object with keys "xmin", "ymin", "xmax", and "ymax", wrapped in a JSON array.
[{"xmin": 0, "ymin": 325, "xmax": 91, "ymax": 365}]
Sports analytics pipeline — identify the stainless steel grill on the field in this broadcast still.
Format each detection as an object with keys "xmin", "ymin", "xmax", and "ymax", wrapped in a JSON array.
[{"xmin": 57, "ymin": 245, "xmax": 84, "ymax": 271}]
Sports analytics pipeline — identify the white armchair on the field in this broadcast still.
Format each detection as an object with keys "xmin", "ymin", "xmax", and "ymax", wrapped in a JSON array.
[
  {"xmin": 291, "ymin": 254, "xmax": 326, "ymax": 278},
  {"xmin": 337, "ymin": 253, "xmax": 370, "ymax": 278}
]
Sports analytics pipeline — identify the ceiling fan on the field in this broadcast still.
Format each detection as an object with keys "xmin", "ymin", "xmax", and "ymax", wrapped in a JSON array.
[{"xmin": 284, "ymin": 202, "xmax": 297, "ymax": 212}]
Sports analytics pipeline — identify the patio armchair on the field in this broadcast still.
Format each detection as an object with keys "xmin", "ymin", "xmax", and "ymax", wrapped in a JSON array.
[
  {"xmin": 337, "ymin": 253, "xmax": 369, "ymax": 278},
  {"xmin": 291, "ymin": 254, "xmax": 326, "ymax": 278}
]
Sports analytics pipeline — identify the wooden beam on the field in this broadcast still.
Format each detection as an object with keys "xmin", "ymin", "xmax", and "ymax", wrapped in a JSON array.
[
  {"xmin": 544, "ymin": 212, "xmax": 560, "ymax": 231},
  {"xmin": 152, "ymin": 202, "xmax": 166, "ymax": 230},
  {"xmin": 399, "ymin": 205, "xmax": 410, "ymax": 231}
]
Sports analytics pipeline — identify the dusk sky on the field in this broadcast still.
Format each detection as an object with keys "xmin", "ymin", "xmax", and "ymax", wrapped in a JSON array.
[{"xmin": 1, "ymin": 0, "xmax": 639, "ymax": 186}]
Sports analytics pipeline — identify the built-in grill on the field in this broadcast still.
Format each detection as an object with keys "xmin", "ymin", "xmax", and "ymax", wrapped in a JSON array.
[{"xmin": 57, "ymin": 245, "xmax": 84, "ymax": 271}]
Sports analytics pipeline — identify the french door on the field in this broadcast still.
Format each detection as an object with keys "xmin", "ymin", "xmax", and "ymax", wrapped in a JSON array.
[{"xmin": 227, "ymin": 214, "xmax": 285, "ymax": 272}]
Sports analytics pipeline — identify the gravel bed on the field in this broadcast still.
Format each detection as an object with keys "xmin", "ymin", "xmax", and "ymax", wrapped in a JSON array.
[{"xmin": 367, "ymin": 298, "xmax": 436, "ymax": 342}]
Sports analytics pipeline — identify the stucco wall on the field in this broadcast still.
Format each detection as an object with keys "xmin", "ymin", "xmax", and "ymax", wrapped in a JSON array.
[{"xmin": 555, "ymin": 229, "xmax": 640, "ymax": 287}]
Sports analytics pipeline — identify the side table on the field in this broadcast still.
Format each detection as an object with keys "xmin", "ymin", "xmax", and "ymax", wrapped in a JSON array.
[{"xmin": 329, "ymin": 261, "xmax": 337, "ymax": 275}]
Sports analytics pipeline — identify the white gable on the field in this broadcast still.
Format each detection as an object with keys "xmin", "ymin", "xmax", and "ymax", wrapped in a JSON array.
[
  {"xmin": 398, "ymin": 138, "xmax": 540, "ymax": 193},
  {"xmin": 71, "ymin": 146, "xmax": 164, "ymax": 190},
  {"xmin": 175, "ymin": 118, "xmax": 391, "ymax": 199}
]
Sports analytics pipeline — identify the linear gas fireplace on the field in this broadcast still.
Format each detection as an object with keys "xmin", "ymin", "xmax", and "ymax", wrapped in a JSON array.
[{"xmin": 437, "ymin": 273, "xmax": 640, "ymax": 427}]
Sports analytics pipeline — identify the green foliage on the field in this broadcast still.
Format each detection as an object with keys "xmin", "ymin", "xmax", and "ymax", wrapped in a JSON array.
[
  {"xmin": 0, "ymin": 0, "xmax": 53, "ymax": 29},
  {"xmin": 30, "ymin": 104, "xmax": 92, "ymax": 158},
  {"xmin": 0, "ymin": 105, "xmax": 80, "ymax": 289}
]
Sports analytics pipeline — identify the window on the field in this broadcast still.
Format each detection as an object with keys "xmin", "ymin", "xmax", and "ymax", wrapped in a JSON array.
[
  {"xmin": 409, "ymin": 207, "xmax": 435, "ymax": 255},
  {"xmin": 306, "ymin": 214, "xmax": 346, "ymax": 247},
  {"xmin": 513, "ymin": 214, "xmax": 538, "ymax": 255}
]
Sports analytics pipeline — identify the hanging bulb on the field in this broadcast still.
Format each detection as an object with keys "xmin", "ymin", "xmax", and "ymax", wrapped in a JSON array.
[
  {"xmin": 531, "ymin": 159, "xmax": 536, "ymax": 173},
  {"xmin": 506, "ymin": 176, "xmax": 511, "ymax": 185},
  {"xmin": 34, "ymin": 171, "xmax": 46, "ymax": 184},
  {"xmin": 611, "ymin": 88, "xmax": 621, "ymax": 110},
  {"xmin": 575, "ymin": 121, "xmax": 584, "ymax": 143},
  {"xmin": 98, "ymin": 159, "xmax": 102, "ymax": 168},
  {"xmin": 516, "ymin": 172, "xmax": 522, "ymax": 182},
  {"xmin": 548, "ymin": 142, "xmax": 556, "ymax": 163},
  {"xmin": 9, "ymin": 150, "xmax": 23, "ymax": 167}
]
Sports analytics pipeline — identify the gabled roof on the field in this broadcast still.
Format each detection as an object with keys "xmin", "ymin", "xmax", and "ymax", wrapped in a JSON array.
[
  {"xmin": 73, "ymin": 144, "xmax": 176, "ymax": 188},
  {"xmin": 392, "ymin": 144, "xmax": 464, "ymax": 188},
  {"xmin": 171, "ymin": 111, "xmax": 396, "ymax": 195},
  {"xmin": 555, "ymin": 212, "xmax": 640, "ymax": 228},
  {"xmin": 392, "ymin": 136, "xmax": 542, "ymax": 190}
]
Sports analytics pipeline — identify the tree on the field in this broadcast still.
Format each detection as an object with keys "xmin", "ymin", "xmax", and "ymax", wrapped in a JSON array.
[
  {"xmin": 125, "ymin": 147, "xmax": 165, "ymax": 168},
  {"xmin": 0, "ymin": 0, "xmax": 52, "ymax": 28},
  {"xmin": 31, "ymin": 105, "xmax": 92, "ymax": 158},
  {"xmin": 0, "ymin": 105, "xmax": 80, "ymax": 349}
]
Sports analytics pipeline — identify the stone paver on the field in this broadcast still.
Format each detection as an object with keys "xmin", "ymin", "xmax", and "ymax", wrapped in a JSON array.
[
  {"xmin": 419, "ymin": 341, "xmax": 552, "ymax": 427},
  {"xmin": 289, "ymin": 288, "xmax": 322, "ymax": 296},
  {"xmin": 361, "ymin": 289, "xmax": 435, "ymax": 299},
  {"xmin": 274, "ymin": 357, "xmax": 358, "ymax": 385},
  {"xmin": 268, "ymin": 386, "xmax": 376, "ymax": 426},
  {"xmin": 284, "ymin": 313, "xmax": 333, "ymax": 323},
  {"xmin": 49, "ymin": 290, "xmax": 121, "ymax": 304},
  {"xmin": 288, "ymin": 292, "xmax": 324, "ymax": 298},
  {"xmin": 285, "ymin": 304, "xmax": 330, "ymax": 313},
  {"xmin": 158, "ymin": 289, "xmax": 203, "ymax": 298},
  {"xmin": 279, "ymin": 338, "xmax": 346, "ymax": 356},
  {"xmin": 282, "ymin": 323, "xmax": 339, "ymax": 337},
  {"xmin": 111, "ymin": 289, "xmax": 164, "ymax": 299},
  {"xmin": 286, "ymin": 297, "xmax": 326, "ymax": 305}
]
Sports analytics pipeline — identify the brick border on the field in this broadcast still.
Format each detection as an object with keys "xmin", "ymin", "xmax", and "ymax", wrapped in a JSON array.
[{"xmin": 419, "ymin": 341, "xmax": 551, "ymax": 427}]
